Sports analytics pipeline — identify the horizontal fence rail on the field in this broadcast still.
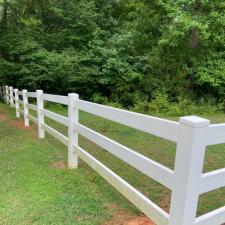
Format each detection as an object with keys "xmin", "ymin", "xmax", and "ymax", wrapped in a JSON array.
[
  {"xmin": 27, "ymin": 92, "xmax": 37, "ymax": 98},
  {"xmin": 27, "ymin": 114, "xmax": 38, "ymax": 124},
  {"xmin": 0, "ymin": 85, "xmax": 225, "ymax": 225},
  {"xmin": 75, "ymin": 100, "xmax": 179, "ymax": 142},
  {"xmin": 18, "ymin": 99, "xmax": 23, "ymax": 105},
  {"xmin": 207, "ymin": 124, "xmax": 225, "ymax": 145},
  {"xmin": 42, "ymin": 109, "xmax": 69, "ymax": 126},
  {"xmin": 200, "ymin": 168, "xmax": 225, "ymax": 194},
  {"xmin": 75, "ymin": 123, "xmax": 174, "ymax": 189},
  {"xmin": 43, "ymin": 93, "xmax": 69, "ymax": 105},
  {"xmin": 75, "ymin": 144, "xmax": 169, "ymax": 225},
  {"xmin": 195, "ymin": 206, "xmax": 225, "ymax": 225},
  {"xmin": 27, "ymin": 103, "xmax": 37, "ymax": 111},
  {"xmin": 42, "ymin": 123, "xmax": 69, "ymax": 146}
]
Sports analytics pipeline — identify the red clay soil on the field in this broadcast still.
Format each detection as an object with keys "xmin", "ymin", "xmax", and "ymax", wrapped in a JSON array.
[
  {"xmin": 105, "ymin": 215, "xmax": 155, "ymax": 225},
  {"xmin": 10, "ymin": 120, "xmax": 28, "ymax": 129},
  {"xmin": 124, "ymin": 190, "xmax": 170, "ymax": 225},
  {"xmin": 0, "ymin": 108, "xmax": 8, "ymax": 120},
  {"xmin": 103, "ymin": 204, "xmax": 155, "ymax": 225},
  {"xmin": 0, "ymin": 114, "xmax": 7, "ymax": 120},
  {"xmin": 9, "ymin": 119, "xmax": 37, "ymax": 137},
  {"xmin": 124, "ymin": 216, "xmax": 155, "ymax": 225},
  {"xmin": 51, "ymin": 160, "xmax": 67, "ymax": 169}
]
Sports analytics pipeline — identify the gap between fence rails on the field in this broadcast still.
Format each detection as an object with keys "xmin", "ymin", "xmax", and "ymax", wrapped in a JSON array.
[{"xmin": 1, "ymin": 85, "xmax": 225, "ymax": 225}]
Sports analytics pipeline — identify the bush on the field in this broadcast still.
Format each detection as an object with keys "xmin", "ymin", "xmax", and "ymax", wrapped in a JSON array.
[
  {"xmin": 149, "ymin": 91, "xmax": 170, "ymax": 114},
  {"xmin": 131, "ymin": 95, "xmax": 223, "ymax": 117},
  {"xmin": 92, "ymin": 93, "xmax": 108, "ymax": 104}
]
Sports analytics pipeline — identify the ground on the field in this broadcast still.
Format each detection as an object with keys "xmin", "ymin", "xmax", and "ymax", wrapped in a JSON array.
[{"xmin": 0, "ymin": 102, "xmax": 224, "ymax": 225}]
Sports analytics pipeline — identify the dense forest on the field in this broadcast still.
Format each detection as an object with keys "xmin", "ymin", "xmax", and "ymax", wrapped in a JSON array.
[{"xmin": 0, "ymin": 0, "xmax": 225, "ymax": 114}]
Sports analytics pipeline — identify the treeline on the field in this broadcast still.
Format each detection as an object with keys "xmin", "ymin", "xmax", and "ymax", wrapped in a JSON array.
[{"xmin": 0, "ymin": 0, "xmax": 225, "ymax": 113}]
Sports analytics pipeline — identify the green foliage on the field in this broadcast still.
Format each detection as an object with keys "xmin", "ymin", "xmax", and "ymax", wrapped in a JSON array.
[
  {"xmin": 131, "ymin": 95, "xmax": 222, "ymax": 116},
  {"xmin": 1, "ymin": 102, "xmax": 225, "ymax": 224},
  {"xmin": 0, "ymin": 0, "xmax": 225, "ymax": 108}
]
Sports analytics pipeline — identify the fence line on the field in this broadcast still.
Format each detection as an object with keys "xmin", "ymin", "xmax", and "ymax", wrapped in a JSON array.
[{"xmin": 0, "ymin": 85, "xmax": 225, "ymax": 225}]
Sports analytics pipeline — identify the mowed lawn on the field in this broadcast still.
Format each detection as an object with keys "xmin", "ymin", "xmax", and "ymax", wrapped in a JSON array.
[{"xmin": 0, "ymin": 102, "xmax": 225, "ymax": 225}]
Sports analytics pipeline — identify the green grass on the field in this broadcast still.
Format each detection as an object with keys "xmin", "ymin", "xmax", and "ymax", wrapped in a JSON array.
[{"xmin": 0, "ymin": 102, "xmax": 225, "ymax": 225}]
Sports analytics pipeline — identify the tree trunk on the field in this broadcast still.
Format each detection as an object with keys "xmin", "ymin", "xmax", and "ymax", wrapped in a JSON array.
[{"xmin": 1, "ymin": 0, "xmax": 8, "ymax": 30}]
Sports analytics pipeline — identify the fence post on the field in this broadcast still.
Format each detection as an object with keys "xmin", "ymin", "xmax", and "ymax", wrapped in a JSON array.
[
  {"xmin": 68, "ymin": 93, "xmax": 79, "ymax": 169},
  {"xmin": 0, "ymin": 86, "xmax": 2, "ymax": 101},
  {"xmin": 3, "ymin": 86, "xmax": 5, "ymax": 102},
  {"xmin": 5, "ymin": 86, "xmax": 9, "ymax": 104},
  {"xmin": 14, "ymin": 89, "xmax": 20, "ymax": 118},
  {"xmin": 3, "ymin": 86, "xmax": 6, "ymax": 102},
  {"xmin": 168, "ymin": 116, "xmax": 210, "ymax": 225},
  {"xmin": 4, "ymin": 86, "xmax": 6, "ymax": 102},
  {"xmin": 1, "ymin": 87, "xmax": 4, "ymax": 100},
  {"xmin": 22, "ymin": 90, "xmax": 29, "ymax": 127},
  {"xmin": 9, "ymin": 86, "xmax": 13, "ymax": 107},
  {"xmin": 0, "ymin": 86, "xmax": 3, "ymax": 101},
  {"xmin": 7, "ymin": 86, "xmax": 9, "ymax": 104},
  {"xmin": 36, "ymin": 90, "xmax": 45, "ymax": 139}
]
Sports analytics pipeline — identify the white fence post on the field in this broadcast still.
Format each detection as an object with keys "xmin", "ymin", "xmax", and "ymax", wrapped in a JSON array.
[
  {"xmin": 36, "ymin": 90, "xmax": 45, "ymax": 139},
  {"xmin": 3, "ymin": 86, "xmax": 5, "ymax": 101},
  {"xmin": 169, "ymin": 116, "xmax": 210, "ymax": 225},
  {"xmin": 14, "ymin": 89, "xmax": 20, "ymax": 118},
  {"xmin": 7, "ymin": 86, "xmax": 9, "ymax": 104},
  {"xmin": 0, "ymin": 86, "xmax": 2, "ymax": 101},
  {"xmin": 9, "ymin": 86, "xmax": 13, "ymax": 107},
  {"xmin": 0, "ymin": 86, "xmax": 3, "ymax": 101},
  {"xmin": 68, "ymin": 93, "xmax": 79, "ymax": 169},
  {"xmin": 5, "ymin": 86, "xmax": 9, "ymax": 104},
  {"xmin": 22, "ymin": 90, "xmax": 29, "ymax": 127},
  {"xmin": 4, "ymin": 86, "xmax": 6, "ymax": 102},
  {"xmin": 0, "ymin": 86, "xmax": 3, "ymax": 100}
]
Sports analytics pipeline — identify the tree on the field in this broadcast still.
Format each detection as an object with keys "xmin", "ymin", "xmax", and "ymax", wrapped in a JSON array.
[{"xmin": 0, "ymin": 0, "xmax": 224, "ymax": 104}]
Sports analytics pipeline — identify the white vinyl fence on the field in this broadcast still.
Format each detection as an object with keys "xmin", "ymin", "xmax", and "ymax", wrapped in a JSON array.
[{"xmin": 1, "ymin": 85, "xmax": 225, "ymax": 225}]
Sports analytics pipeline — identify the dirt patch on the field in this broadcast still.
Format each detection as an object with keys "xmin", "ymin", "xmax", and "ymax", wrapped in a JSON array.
[
  {"xmin": 51, "ymin": 160, "xmax": 67, "ymax": 169},
  {"xmin": 0, "ymin": 106, "xmax": 8, "ymax": 120},
  {"xmin": 10, "ymin": 120, "xmax": 35, "ymax": 133},
  {"xmin": 0, "ymin": 114, "xmax": 8, "ymax": 121},
  {"xmin": 10, "ymin": 120, "xmax": 28, "ymax": 129},
  {"xmin": 0, "ymin": 107, "xmax": 7, "ymax": 113},
  {"xmin": 125, "ymin": 216, "xmax": 155, "ymax": 225},
  {"xmin": 160, "ymin": 191, "xmax": 171, "ymax": 212},
  {"xmin": 10, "ymin": 120, "xmax": 36, "ymax": 130},
  {"xmin": 103, "ymin": 203, "xmax": 134, "ymax": 225},
  {"xmin": 9, "ymin": 120, "xmax": 37, "ymax": 136},
  {"xmin": 103, "ymin": 204, "xmax": 155, "ymax": 225}
]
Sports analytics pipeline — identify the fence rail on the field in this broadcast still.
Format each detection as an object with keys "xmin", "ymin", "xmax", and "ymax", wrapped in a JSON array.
[
  {"xmin": 0, "ymin": 85, "xmax": 224, "ymax": 225},
  {"xmin": 43, "ymin": 93, "xmax": 69, "ymax": 105},
  {"xmin": 207, "ymin": 124, "xmax": 225, "ymax": 145},
  {"xmin": 42, "ymin": 108, "xmax": 69, "ymax": 126},
  {"xmin": 75, "ymin": 99, "xmax": 179, "ymax": 142},
  {"xmin": 27, "ymin": 103, "xmax": 37, "ymax": 111}
]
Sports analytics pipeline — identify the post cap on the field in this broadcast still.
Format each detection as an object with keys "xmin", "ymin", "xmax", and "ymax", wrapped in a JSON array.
[
  {"xmin": 180, "ymin": 116, "xmax": 210, "ymax": 128},
  {"xmin": 68, "ymin": 93, "xmax": 79, "ymax": 98}
]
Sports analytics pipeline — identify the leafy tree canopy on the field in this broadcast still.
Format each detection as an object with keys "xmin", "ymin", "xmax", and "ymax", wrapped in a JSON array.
[{"xmin": 0, "ymin": 0, "xmax": 225, "ymax": 106}]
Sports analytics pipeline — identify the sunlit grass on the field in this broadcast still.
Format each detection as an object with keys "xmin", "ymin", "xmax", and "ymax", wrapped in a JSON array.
[{"xmin": 0, "ymin": 102, "xmax": 224, "ymax": 225}]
